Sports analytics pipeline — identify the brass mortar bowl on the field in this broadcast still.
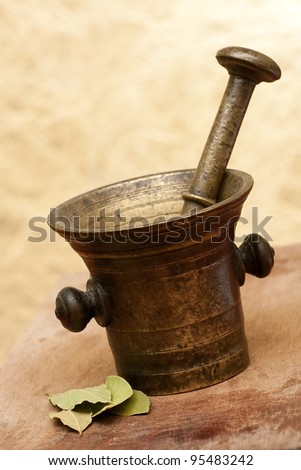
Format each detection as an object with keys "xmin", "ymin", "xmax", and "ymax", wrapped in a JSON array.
[{"xmin": 48, "ymin": 169, "xmax": 274, "ymax": 395}]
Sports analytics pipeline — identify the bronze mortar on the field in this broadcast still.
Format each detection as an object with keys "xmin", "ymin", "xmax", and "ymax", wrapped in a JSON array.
[{"xmin": 48, "ymin": 168, "xmax": 274, "ymax": 395}]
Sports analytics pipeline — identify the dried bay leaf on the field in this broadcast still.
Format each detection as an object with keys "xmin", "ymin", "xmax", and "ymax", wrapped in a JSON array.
[
  {"xmin": 110, "ymin": 390, "xmax": 150, "ymax": 416},
  {"xmin": 48, "ymin": 375, "xmax": 150, "ymax": 435},
  {"xmin": 49, "ymin": 407, "xmax": 93, "ymax": 435},
  {"xmin": 92, "ymin": 375, "xmax": 133, "ymax": 417},
  {"xmin": 48, "ymin": 384, "xmax": 111, "ymax": 410},
  {"xmin": 90, "ymin": 402, "xmax": 109, "ymax": 418},
  {"xmin": 105, "ymin": 375, "xmax": 133, "ymax": 405}
]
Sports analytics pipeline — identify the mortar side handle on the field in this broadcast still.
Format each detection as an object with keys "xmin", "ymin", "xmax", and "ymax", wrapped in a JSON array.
[
  {"xmin": 234, "ymin": 233, "xmax": 275, "ymax": 286},
  {"xmin": 55, "ymin": 278, "xmax": 112, "ymax": 332}
]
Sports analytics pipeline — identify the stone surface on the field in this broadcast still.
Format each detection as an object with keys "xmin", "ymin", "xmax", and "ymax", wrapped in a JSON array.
[{"xmin": 0, "ymin": 244, "xmax": 300, "ymax": 449}]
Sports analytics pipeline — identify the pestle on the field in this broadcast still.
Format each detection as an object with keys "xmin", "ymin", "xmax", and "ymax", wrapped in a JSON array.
[{"xmin": 181, "ymin": 46, "xmax": 281, "ymax": 215}]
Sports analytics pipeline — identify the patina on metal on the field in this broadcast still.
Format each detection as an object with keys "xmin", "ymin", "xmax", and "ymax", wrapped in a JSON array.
[
  {"xmin": 48, "ymin": 47, "xmax": 281, "ymax": 395},
  {"xmin": 49, "ymin": 169, "xmax": 275, "ymax": 395}
]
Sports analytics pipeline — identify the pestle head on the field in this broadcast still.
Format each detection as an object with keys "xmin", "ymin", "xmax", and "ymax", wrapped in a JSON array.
[{"xmin": 216, "ymin": 46, "xmax": 281, "ymax": 84}]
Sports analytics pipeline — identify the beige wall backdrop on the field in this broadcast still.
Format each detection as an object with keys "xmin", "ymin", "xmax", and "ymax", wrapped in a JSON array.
[{"xmin": 1, "ymin": 0, "xmax": 300, "ymax": 361}]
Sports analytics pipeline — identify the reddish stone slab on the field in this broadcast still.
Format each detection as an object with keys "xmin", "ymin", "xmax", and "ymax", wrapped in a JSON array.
[{"xmin": 0, "ymin": 245, "xmax": 300, "ymax": 449}]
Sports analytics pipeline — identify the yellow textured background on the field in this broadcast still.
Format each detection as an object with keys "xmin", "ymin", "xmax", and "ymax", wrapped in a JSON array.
[{"xmin": 1, "ymin": 0, "xmax": 300, "ymax": 361}]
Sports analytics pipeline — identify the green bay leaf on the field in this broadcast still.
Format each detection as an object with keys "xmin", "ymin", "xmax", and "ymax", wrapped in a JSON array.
[
  {"xmin": 92, "ymin": 376, "xmax": 133, "ymax": 417},
  {"xmin": 49, "ymin": 408, "xmax": 92, "ymax": 435},
  {"xmin": 105, "ymin": 375, "xmax": 133, "ymax": 405},
  {"xmin": 110, "ymin": 390, "xmax": 150, "ymax": 416},
  {"xmin": 48, "ymin": 384, "xmax": 111, "ymax": 410},
  {"xmin": 90, "ymin": 402, "xmax": 110, "ymax": 418}
]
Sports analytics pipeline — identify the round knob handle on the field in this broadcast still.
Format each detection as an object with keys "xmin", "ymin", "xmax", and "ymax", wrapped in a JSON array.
[
  {"xmin": 55, "ymin": 278, "xmax": 112, "ymax": 332},
  {"xmin": 216, "ymin": 46, "xmax": 281, "ymax": 84},
  {"xmin": 239, "ymin": 233, "xmax": 275, "ymax": 280}
]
